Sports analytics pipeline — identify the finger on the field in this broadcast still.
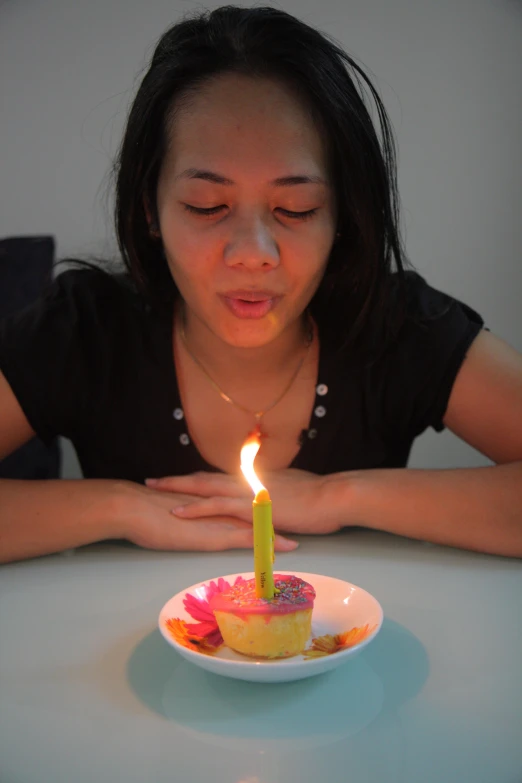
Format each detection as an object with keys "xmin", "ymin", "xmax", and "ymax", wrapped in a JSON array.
[
  {"xmin": 183, "ymin": 520, "xmax": 255, "ymax": 552},
  {"xmin": 164, "ymin": 511, "xmax": 298, "ymax": 552},
  {"xmin": 171, "ymin": 497, "xmax": 251, "ymax": 521},
  {"xmin": 146, "ymin": 473, "xmax": 248, "ymax": 498},
  {"xmin": 183, "ymin": 521, "xmax": 299, "ymax": 552},
  {"xmin": 274, "ymin": 534, "xmax": 300, "ymax": 552}
]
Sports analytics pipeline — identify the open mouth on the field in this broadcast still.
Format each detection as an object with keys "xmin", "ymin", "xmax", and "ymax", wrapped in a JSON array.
[{"xmin": 221, "ymin": 292, "xmax": 279, "ymax": 319}]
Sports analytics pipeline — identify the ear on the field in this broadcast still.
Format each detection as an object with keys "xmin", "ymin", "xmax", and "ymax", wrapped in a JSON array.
[{"xmin": 143, "ymin": 199, "xmax": 161, "ymax": 237}]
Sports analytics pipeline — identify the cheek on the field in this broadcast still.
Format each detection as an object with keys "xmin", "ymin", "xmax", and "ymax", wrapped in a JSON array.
[
  {"xmin": 292, "ymin": 222, "xmax": 334, "ymax": 274},
  {"xmin": 163, "ymin": 238, "xmax": 228, "ymax": 316},
  {"xmin": 288, "ymin": 231, "xmax": 333, "ymax": 302},
  {"xmin": 162, "ymin": 221, "xmax": 215, "ymax": 279}
]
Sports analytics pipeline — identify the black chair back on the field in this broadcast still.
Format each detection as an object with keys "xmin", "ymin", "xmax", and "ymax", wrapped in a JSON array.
[{"xmin": 0, "ymin": 236, "xmax": 61, "ymax": 479}]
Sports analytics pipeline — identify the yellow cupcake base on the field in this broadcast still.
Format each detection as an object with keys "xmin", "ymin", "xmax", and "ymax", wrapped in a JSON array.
[{"xmin": 214, "ymin": 608, "xmax": 313, "ymax": 659}]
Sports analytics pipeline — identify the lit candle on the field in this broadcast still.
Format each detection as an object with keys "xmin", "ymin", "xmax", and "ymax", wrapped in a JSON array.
[{"xmin": 240, "ymin": 430, "xmax": 275, "ymax": 599}]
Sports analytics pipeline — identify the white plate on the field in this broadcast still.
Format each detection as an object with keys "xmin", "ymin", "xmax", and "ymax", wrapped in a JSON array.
[{"xmin": 158, "ymin": 572, "xmax": 383, "ymax": 683}]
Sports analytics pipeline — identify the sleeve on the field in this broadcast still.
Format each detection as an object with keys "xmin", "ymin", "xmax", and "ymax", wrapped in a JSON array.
[
  {"xmin": 378, "ymin": 272, "xmax": 485, "ymax": 439},
  {"xmin": 0, "ymin": 267, "xmax": 116, "ymax": 445}
]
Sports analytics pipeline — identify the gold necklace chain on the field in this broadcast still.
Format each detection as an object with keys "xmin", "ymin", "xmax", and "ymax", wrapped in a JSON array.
[{"xmin": 179, "ymin": 315, "xmax": 314, "ymax": 436}]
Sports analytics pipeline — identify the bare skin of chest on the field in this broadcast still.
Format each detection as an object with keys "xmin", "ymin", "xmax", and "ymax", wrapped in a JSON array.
[{"xmin": 174, "ymin": 339, "xmax": 319, "ymax": 475}]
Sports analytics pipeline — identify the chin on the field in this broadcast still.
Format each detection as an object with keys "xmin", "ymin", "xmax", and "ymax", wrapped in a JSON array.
[
  {"xmin": 225, "ymin": 333, "xmax": 273, "ymax": 349},
  {"xmin": 215, "ymin": 318, "xmax": 272, "ymax": 348}
]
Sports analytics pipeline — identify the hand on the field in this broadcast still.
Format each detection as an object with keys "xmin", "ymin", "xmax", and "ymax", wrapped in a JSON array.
[
  {"xmin": 116, "ymin": 480, "xmax": 299, "ymax": 552},
  {"xmin": 145, "ymin": 469, "xmax": 344, "ymax": 535}
]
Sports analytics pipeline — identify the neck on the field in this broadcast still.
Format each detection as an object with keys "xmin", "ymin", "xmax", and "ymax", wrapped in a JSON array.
[{"xmin": 177, "ymin": 303, "xmax": 311, "ymax": 384}]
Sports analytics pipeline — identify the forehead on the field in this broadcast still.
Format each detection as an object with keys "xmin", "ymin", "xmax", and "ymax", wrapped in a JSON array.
[{"xmin": 164, "ymin": 73, "xmax": 328, "ymax": 180}]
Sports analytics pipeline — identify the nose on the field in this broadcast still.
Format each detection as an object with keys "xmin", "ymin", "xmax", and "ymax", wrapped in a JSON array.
[{"xmin": 223, "ymin": 216, "xmax": 280, "ymax": 270}]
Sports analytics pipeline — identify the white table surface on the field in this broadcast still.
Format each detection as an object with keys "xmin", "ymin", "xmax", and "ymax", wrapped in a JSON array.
[{"xmin": 1, "ymin": 529, "xmax": 521, "ymax": 783}]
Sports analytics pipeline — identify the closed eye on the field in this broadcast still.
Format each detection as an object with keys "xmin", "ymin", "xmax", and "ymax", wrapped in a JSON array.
[
  {"xmin": 182, "ymin": 204, "xmax": 319, "ymax": 221},
  {"xmin": 277, "ymin": 208, "xmax": 318, "ymax": 221},
  {"xmin": 183, "ymin": 204, "xmax": 226, "ymax": 216}
]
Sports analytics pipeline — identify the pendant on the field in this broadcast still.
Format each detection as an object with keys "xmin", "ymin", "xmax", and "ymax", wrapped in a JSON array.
[{"xmin": 248, "ymin": 420, "xmax": 266, "ymax": 442}]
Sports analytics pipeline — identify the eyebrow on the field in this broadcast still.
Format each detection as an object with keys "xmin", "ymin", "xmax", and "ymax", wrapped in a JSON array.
[{"xmin": 175, "ymin": 168, "xmax": 326, "ymax": 187}]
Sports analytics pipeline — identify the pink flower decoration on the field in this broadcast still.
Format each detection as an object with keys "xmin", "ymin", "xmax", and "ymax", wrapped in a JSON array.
[{"xmin": 183, "ymin": 576, "xmax": 247, "ymax": 647}]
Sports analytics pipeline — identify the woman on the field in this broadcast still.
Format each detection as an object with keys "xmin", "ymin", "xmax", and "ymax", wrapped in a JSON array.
[{"xmin": 1, "ymin": 6, "xmax": 521, "ymax": 564}]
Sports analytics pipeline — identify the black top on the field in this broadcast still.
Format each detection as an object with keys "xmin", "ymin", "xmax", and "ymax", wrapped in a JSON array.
[{"xmin": 0, "ymin": 268, "xmax": 484, "ymax": 482}]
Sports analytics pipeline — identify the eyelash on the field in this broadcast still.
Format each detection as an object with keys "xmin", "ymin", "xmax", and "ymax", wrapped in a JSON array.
[{"xmin": 182, "ymin": 204, "xmax": 318, "ymax": 221}]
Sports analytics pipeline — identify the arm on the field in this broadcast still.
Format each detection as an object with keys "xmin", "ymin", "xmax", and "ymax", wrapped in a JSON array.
[
  {"xmin": 0, "ymin": 372, "xmax": 296, "ymax": 564},
  {"xmin": 331, "ymin": 461, "xmax": 522, "ymax": 557},
  {"xmin": 0, "ymin": 371, "xmax": 120, "ymax": 562},
  {"xmin": 328, "ymin": 330, "xmax": 522, "ymax": 557},
  {"xmin": 0, "ymin": 477, "xmax": 126, "ymax": 564},
  {"xmin": 0, "ymin": 370, "xmax": 121, "ymax": 562}
]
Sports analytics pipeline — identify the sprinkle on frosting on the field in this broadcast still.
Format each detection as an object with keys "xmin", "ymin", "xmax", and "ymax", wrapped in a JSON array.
[{"xmin": 209, "ymin": 574, "xmax": 315, "ymax": 616}]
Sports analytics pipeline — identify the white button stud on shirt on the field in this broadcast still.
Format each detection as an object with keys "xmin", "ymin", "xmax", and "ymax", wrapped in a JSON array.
[
  {"xmin": 316, "ymin": 384, "xmax": 328, "ymax": 396},
  {"xmin": 173, "ymin": 408, "xmax": 184, "ymax": 420},
  {"xmin": 308, "ymin": 428, "xmax": 318, "ymax": 439},
  {"xmin": 179, "ymin": 433, "xmax": 190, "ymax": 446},
  {"xmin": 314, "ymin": 405, "xmax": 326, "ymax": 418}
]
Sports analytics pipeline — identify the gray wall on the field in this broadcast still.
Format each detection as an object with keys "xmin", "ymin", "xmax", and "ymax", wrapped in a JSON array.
[{"xmin": 1, "ymin": 0, "xmax": 521, "ymax": 477}]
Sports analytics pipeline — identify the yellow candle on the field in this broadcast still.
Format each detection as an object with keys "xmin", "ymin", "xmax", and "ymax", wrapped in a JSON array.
[
  {"xmin": 240, "ymin": 431, "xmax": 275, "ymax": 599},
  {"xmin": 253, "ymin": 487, "xmax": 275, "ymax": 598}
]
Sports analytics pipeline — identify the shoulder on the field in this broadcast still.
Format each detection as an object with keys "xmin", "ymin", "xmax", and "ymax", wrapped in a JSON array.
[
  {"xmin": 48, "ymin": 264, "xmax": 139, "ymax": 308},
  {"xmin": 316, "ymin": 268, "xmax": 484, "ymax": 363},
  {"xmin": 391, "ymin": 270, "xmax": 483, "ymax": 326},
  {"xmin": 389, "ymin": 271, "xmax": 484, "ymax": 365},
  {"xmin": 317, "ymin": 269, "xmax": 487, "ymax": 438},
  {"xmin": 35, "ymin": 263, "xmax": 152, "ymax": 331},
  {"xmin": 380, "ymin": 271, "xmax": 486, "ymax": 435},
  {"xmin": 0, "ymin": 264, "xmax": 140, "ymax": 442},
  {"xmin": 0, "ymin": 263, "xmax": 153, "ymax": 366}
]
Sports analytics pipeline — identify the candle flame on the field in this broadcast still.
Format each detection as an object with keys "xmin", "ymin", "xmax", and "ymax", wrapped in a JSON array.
[{"xmin": 240, "ymin": 430, "xmax": 265, "ymax": 497}]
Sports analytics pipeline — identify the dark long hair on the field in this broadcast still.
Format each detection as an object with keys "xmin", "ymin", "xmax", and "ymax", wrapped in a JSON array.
[{"xmin": 114, "ymin": 5, "xmax": 409, "ymax": 353}]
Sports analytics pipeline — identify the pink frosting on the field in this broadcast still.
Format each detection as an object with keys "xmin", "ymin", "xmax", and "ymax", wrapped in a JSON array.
[{"xmin": 209, "ymin": 574, "xmax": 315, "ymax": 616}]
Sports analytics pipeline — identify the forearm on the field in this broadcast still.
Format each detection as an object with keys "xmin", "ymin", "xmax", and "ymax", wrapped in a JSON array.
[
  {"xmin": 328, "ymin": 461, "xmax": 522, "ymax": 557},
  {"xmin": 0, "ymin": 479, "xmax": 127, "ymax": 564}
]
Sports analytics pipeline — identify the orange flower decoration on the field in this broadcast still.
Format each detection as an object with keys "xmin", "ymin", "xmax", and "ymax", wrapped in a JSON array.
[
  {"xmin": 165, "ymin": 617, "xmax": 220, "ymax": 655},
  {"xmin": 303, "ymin": 623, "xmax": 377, "ymax": 658}
]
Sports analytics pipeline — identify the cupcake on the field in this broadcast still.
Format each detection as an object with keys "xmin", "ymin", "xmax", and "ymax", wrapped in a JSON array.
[{"xmin": 209, "ymin": 574, "xmax": 315, "ymax": 658}]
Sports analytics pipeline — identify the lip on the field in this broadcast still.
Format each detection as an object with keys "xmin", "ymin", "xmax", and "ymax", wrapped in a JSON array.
[
  {"xmin": 221, "ymin": 289, "xmax": 280, "ymax": 302},
  {"xmin": 220, "ymin": 290, "xmax": 281, "ymax": 320}
]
